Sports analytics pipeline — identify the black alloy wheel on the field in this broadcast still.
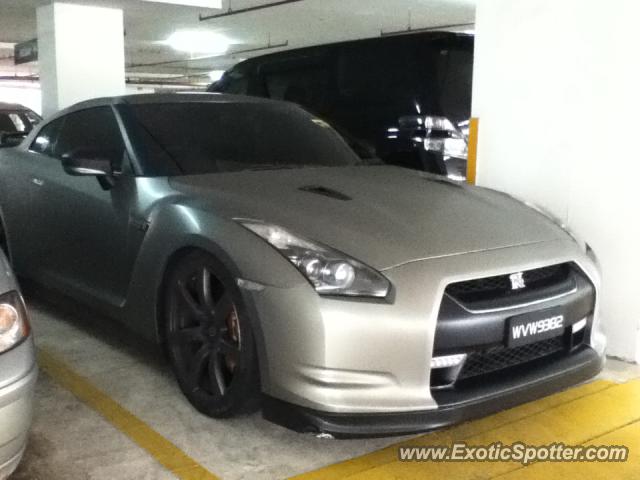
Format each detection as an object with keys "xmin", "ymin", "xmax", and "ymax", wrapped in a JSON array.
[
  {"xmin": 0, "ymin": 222, "xmax": 8, "ymax": 260},
  {"xmin": 165, "ymin": 251, "xmax": 260, "ymax": 417}
]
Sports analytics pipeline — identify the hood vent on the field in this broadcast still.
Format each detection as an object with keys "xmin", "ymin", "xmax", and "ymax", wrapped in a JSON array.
[{"xmin": 298, "ymin": 185, "xmax": 352, "ymax": 201}]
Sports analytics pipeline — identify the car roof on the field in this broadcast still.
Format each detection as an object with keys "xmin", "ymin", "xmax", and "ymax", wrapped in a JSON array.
[
  {"xmin": 0, "ymin": 102, "xmax": 30, "ymax": 111},
  {"xmin": 220, "ymin": 31, "xmax": 473, "ymax": 74},
  {"xmin": 72, "ymin": 92, "xmax": 274, "ymax": 109},
  {"xmin": 48, "ymin": 92, "xmax": 285, "ymax": 122}
]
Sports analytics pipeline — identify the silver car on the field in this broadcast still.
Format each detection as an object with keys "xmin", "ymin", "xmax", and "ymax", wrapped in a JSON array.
[
  {"xmin": 0, "ymin": 94, "xmax": 605, "ymax": 437},
  {"xmin": 0, "ymin": 251, "xmax": 35, "ymax": 478},
  {"xmin": 0, "ymin": 103, "xmax": 41, "ymax": 149}
]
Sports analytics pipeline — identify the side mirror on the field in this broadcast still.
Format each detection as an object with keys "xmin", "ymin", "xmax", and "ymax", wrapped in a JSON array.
[{"xmin": 61, "ymin": 150, "xmax": 113, "ymax": 177}]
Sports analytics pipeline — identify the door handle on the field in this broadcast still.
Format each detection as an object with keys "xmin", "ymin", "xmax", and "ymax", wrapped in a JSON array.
[{"xmin": 31, "ymin": 177, "xmax": 44, "ymax": 186}]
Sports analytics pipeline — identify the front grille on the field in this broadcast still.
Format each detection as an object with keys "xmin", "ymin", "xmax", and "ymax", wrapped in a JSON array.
[
  {"xmin": 457, "ymin": 336, "xmax": 566, "ymax": 381},
  {"xmin": 446, "ymin": 263, "xmax": 571, "ymax": 304}
]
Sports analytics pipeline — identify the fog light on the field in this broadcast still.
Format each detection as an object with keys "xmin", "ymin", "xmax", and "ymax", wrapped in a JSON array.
[
  {"xmin": 431, "ymin": 353, "xmax": 467, "ymax": 369},
  {"xmin": 572, "ymin": 318, "xmax": 587, "ymax": 333}
]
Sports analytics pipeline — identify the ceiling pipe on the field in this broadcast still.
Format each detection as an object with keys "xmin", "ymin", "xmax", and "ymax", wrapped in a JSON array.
[
  {"xmin": 126, "ymin": 79, "xmax": 205, "ymax": 87},
  {"xmin": 0, "ymin": 75, "xmax": 38, "ymax": 81},
  {"xmin": 126, "ymin": 40, "xmax": 288, "ymax": 69},
  {"xmin": 0, "ymin": 74, "xmax": 203, "ymax": 88},
  {"xmin": 199, "ymin": 0, "xmax": 304, "ymax": 21},
  {"xmin": 380, "ymin": 22, "xmax": 474, "ymax": 37}
]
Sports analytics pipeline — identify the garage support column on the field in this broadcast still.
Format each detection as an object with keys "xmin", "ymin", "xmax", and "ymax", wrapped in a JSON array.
[
  {"xmin": 36, "ymin": 2, "xmax": 126, "ymax": 118},
  {"xmin": 472, "ymin": 0, "xmax": 640, "ymax": 362}
]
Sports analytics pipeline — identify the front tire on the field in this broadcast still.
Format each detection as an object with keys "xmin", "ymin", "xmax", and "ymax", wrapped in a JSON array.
[
  {"xmin": 0, "ymin": 220, "xmax": 8, "ymax": 260},
  {"xmin": 165, "ymin": 251, "xmax": 261, "ymax": 417}
]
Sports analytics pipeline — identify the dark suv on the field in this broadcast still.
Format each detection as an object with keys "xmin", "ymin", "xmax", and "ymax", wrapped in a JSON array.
[{"xmin": 209, "ymin": 32, "xmax": 473, "ymax": 179}]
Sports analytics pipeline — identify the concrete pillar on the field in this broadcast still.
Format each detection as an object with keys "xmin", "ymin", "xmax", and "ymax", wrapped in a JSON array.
[
  {"xmin": 472, "ymin": 0, "xmax": 640, "ymax": 361},
  {"xmin": 37, "ymin": 2, "xmax": 125, "ymax": 118}
]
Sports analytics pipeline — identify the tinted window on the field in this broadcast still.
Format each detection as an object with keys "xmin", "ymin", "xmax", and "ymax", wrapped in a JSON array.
[
  {"xmin": 24, "ymin": 111, "xmax": 41, "ymax": 128},
  {"xmin": 334, "ymin": 38, "xmax": 472, "ymax": 120},
  {"xmin": 128, "ymin": 102, "xmax": 363, "ymax": 175},
  {"xmin": 8, "ymin": 113, "xmax": 25, "ymax": 132},
  {"xmin": 1, "ymin": 109, "xmax": 40, "ymax": 135},
  {"xmin": 217, "ymin": 71, "xmax": 248, "ymax": 95},
  {"xmin": 337, "ymin": 46, "xmax": 426, "ymax": 104},
  {"xmin": 30, "ymin": 118, "xmax": 64, "ymax": 155},
  {"xmin": 436, "ymin": 47, "xmax": 473, "ymax": 123},
  {"xmin": 55, "ymin": 107, "xmax": 125, "ymax": 166},
  {"xmin": 264, "ymin": 65, "xmax": 331, "ymax": 115},
  {"xmin": 211, "ymin": 34, "xmax": 474, "ymax": 176},
  {"xmin": 0, "ymin": 112, "xmax": 32, "ymax": 134},
  {"xmin": 0, "ymin": 113, "xmax": 16, "ymax": 133}
]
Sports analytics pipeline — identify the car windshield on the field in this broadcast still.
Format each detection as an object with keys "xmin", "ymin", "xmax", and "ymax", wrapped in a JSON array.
[{"xmin": 128, "ymin": 101, "xmax": 371, "ymax": 175}]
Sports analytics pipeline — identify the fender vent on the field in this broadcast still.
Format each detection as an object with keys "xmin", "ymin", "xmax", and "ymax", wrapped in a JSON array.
[{"xmin": 298, "ymin": 185, "xmax": 351, "ymax": 201}]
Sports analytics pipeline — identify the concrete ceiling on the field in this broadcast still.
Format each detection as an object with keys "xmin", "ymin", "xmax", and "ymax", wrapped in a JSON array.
[{"xmin": 0, "ymin": 0, "xmax": 475, "ymax": 86}]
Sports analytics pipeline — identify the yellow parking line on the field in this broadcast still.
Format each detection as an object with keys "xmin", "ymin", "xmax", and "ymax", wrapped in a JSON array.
[
  {"xmin": 497, "ymin": 419, "xmax": 640, "ymax": 479},
  {"xmin": 290, "ymin": 379, "xmax": 633, "ymax": 480},
  {"xmin": 37, "ymin": 348, "xmax": 220, "ymax": 480}
]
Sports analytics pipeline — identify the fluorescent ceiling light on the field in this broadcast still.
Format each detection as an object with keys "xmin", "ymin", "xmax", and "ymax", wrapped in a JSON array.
[
  {"xmin": 163, "ymin": 30, "xmax": 232, "ymax": 54},
  {"xmin": 140, "ymin": 0, "xmax": 222, "ymax": 7},
  {"xmin": 208, "ymin": 70, "xmax": 225, "ymax": 81}
]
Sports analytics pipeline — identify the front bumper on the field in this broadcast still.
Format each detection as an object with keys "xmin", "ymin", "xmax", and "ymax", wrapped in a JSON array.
[
  {"xmin": 244, "ymin": 239, "xmax": 604, "ymax": 436},
  {"xmin": 263, "ymin": 346, "xmax": 603, "ymax": 437},
  {"xmin": 0, "ymin": 338, "xmax": 37, "ymax": 479}
]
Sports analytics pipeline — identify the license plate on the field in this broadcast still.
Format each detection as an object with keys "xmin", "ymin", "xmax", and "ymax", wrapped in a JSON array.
[{"xmin": 507, "ymin": 308, "xmax": 565, "ymax": 347}]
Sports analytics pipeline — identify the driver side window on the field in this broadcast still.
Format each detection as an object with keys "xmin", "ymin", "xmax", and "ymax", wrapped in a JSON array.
[
  {"xmin": 30, "ymin": 118, "xmax": 64, "ymax": 156},
  {"xmin": 54, "ymin": 107, "xmax": 126, "ymax": 170}
]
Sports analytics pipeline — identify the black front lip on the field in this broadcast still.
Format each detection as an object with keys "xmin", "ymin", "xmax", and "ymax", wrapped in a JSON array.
[{"xmin": 262, "ymin": 346, "xmax": 604, "ymax": 438}]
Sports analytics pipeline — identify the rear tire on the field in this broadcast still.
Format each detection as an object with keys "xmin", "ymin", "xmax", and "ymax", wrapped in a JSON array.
[{"xmin": 164, "ymin": 250, "xmax": 261, "ymax": 417}]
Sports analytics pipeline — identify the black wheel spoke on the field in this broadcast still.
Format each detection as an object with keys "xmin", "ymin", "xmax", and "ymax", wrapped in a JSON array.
[
  {"xmin": 169, "ymin": 326, "xmax": 203, "ymax": 346},
  {"xmin": 219, "ymin": 338, "xmax": 240, "ymax": 356},
  {"xmin": 212, "ymin": 292, "xmax": 233, "ymax": 326},
  {"xmin": 0, "ymin": 228, "xmax": 8, "ymax": 258},
  {"xmin": 198, "ymin": 268, "xmax": 216, "ymax": 312},
  {"xmin": 188, "ymin": 345, "xmax": 211, "ymax": 389},
  {"xmin": 209, "ymin": 354, "xmax": 227, "ymax": 396},
  {"xmin": 178, "ymin": 280, "xmax": 204, "ymax": 317}
]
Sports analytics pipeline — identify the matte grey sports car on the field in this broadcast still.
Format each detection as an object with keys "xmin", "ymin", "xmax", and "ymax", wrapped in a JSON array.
[{"xmin": 0, "ymin": 93, "xmax": 605, "ymax": 436}]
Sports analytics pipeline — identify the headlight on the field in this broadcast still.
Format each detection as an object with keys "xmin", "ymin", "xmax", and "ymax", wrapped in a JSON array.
[
  {"xmin": 396, "ymin": 115, "xmax": 469, "ymax": 160},
  {"xmin": 237, "ymin": 220, "xmax": 391, "ymax": 298},
  {"xmin": 524, "ymin": 203, "xmax": 600, "ymax": 264},
  {"xmin": 524, "ymin": 202, "xmax": 586, "ymax": 248},
  {"xmin": 0, "ymin": 291, "xmax": 30, "ymax": 354},
  {"xmin": 423, "ymin": 116, "xmax": 468, "ymax": 159}
]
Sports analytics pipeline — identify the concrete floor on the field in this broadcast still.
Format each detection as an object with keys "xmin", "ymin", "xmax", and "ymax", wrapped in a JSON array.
[{"xmin": 11, "ymin": 291, "xmax": 640, "ymax": 480}]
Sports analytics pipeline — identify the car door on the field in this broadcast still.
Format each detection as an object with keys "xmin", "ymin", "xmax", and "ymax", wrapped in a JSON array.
[
  {"xmin": 0, "ymin": 117, "xmax": 64, "ymax": 273},
  {"xmin": 27, "ymin": 106, "xmax": 140, "ymax": 306}
]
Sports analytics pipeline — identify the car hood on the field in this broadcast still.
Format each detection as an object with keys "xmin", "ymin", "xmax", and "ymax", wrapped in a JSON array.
[{"xmin": 169, "ymin": 166, "xmax": 566, "ymax": 270}]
